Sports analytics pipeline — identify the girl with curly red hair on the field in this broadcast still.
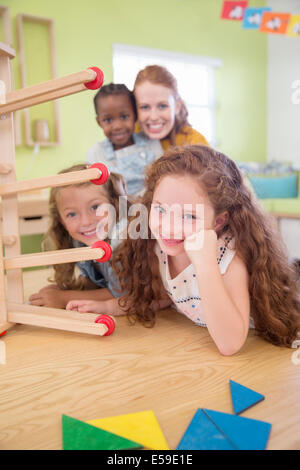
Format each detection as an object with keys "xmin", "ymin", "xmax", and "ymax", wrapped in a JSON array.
[{"xmin": 67, "ymin": 146, "xmax": 300, "ymax": 356}]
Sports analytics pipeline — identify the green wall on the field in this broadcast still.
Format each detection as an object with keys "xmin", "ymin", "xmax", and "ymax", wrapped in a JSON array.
[{"xmin": 5, "ymin": 0, "xmax": 267, "ymax": 181}]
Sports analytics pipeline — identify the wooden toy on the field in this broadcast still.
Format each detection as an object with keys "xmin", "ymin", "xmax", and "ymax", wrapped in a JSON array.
[
  {"xmin": 176, "ymin": 408, "xmax": 235, "ymax": 450},
  {"xmin": 87, "ymin": 410, "xmax": 170, "ymax": 450},
  {"xmin": 177, "ymin": 408, "xmax": 271, "ymax": 450},
  {"xmin": 17, "ymin": 13, "xmax": 61, "ymax": 147},
  {"xmin": 0, "ymin": 41, "xmax": 114, "ymax": 339},
  {"xmin": 62, "ymin": 415, "xmax": 143, "ymax": 450},
  {"xmin": 0, "ymin": 337, "xmax": 5, "ymax": 364},
  {"xmin": 202, "ymin": 408, "xmax": 272, "ymax": 450},
  {"xmin": 230, "ymin": 379, "xmax": 265, "ymax": 414}
]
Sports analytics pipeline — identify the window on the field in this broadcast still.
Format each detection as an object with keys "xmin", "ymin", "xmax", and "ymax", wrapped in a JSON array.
[{"xmin": 113, "ymin": 44, "xmax": 222, "ymax": 146}]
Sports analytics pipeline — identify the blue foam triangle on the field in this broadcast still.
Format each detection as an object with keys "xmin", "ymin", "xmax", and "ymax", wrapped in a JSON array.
[
  {"xmin": 203, "ymin": 409, "xmax": 271, "ymax": 450},
  {"xmin": 230, "ymin": 379, "xmax": 265, "ymax": 414},
  {"xmin": 176, "ymin": 409, "xmax": 236, "ymax": 450}
]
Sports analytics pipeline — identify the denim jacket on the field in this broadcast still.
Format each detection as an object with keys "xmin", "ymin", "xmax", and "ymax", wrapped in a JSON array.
[
  {"xmin": 86, "ymin": 132, "xmax": 162, "ymax": 195},
  {"xmin": 73, "ymin": 220, "xmax": 127, "ymax": 298}
]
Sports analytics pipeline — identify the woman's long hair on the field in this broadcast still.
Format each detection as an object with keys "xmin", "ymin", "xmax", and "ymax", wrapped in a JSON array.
[
  {"xmin": 44, "ymin": 163, "xmax": 129, "ymax": 290},
  {"xmin": 113, "ymin": 145, "xmax": 300, "ymax": 347},
  {"xmin": 134, "ymin": 65, "xmax": 190, "ymax": 145}
]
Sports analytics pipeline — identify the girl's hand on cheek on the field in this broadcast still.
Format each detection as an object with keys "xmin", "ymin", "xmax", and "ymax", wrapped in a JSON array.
[{"xmin": 184, "ymin": 229, "xmax": 217, "ymax": 266}]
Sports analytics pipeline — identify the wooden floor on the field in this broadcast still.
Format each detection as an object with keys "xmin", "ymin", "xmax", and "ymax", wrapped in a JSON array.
[{"xmin": 0, "ymin": 268, "xmax": 299, "ymax": 450}]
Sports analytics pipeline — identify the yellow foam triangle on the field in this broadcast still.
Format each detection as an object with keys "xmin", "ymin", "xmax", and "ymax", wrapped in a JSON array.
[{"xmin": 87, "ymin": 410, "xmax": 169, "ymax": 450}]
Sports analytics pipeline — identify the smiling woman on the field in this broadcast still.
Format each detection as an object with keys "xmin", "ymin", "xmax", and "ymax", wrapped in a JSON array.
[
  {"xmin": 134, "ymin": 81, "xmax": 179, "ymax": 141},
  {"xmin": 133, "ymin": 65, "xmax": 209, "ymax": 150}
]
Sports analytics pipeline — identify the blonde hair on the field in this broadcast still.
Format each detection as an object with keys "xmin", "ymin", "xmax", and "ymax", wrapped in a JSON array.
[
  {"xmin": 113, "ymin": 146, "xmax": 300, "ymax": 348},
  {"xmin": 44, "ymin": 163, "xmax": 129, "ymax": 290}
]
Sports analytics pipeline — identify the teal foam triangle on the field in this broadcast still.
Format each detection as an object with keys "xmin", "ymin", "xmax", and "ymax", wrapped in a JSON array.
[
  {"xmin": 176, "ymin": 409, "xmax": 236, "ymax": 450},
  {"xmin": 62, "ymin": 415, "xmax": 143, "ymax": 450},
  {"xmin": 203, "ymin": 409, "xmax": 271, "ymax": 450},
  {"xmin": 230, "ymin": 379, "xmax": 265, "ymax": 414}
]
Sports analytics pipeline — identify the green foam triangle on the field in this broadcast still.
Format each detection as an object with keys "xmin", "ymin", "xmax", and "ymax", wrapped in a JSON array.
[{"xmin": 62, "ymin": 414, "xmax": 143, "ymax": 450}]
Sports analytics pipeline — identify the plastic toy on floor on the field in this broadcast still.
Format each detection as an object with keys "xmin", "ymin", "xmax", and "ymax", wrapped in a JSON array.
[
  {"xmin": 87, "ymin": 410, "xmax": 169, "ymax": 450},
  {"xmin": 59, "ymin": 381, "xmax": 271, "ymax": 450},
  {"xmin": 62, "ymin": 410, "xmax": 170, "ymax": 450},
  {"xmin": 177, "ymin": 380, "xmax": 271, "ymax": 450},
  {"xmin": 229, "ymin": 379, "xmax": 265, "ymax": 414},
  {"xmin": 62, "ymin": 415, "xmax": 143, "ymax": 450}
]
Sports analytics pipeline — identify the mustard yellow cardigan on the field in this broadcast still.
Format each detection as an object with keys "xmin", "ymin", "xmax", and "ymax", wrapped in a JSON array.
[
  {"xmin": 135, "ymin": 124, "xmax": 208, "ymax": 151},
  {"xmin": 161, "ymin": 126, "xmax": 209, "ymax": 151}
]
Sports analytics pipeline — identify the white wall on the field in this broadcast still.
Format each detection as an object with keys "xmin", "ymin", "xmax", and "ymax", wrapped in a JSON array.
[
  {"xmin": 267, "ymin": 0, "xmax": 300, "ymax": 164},
  {"xmin": 279, "ymin": 218, "xmax": 300, "ymax": 260},
  {"xmin": 267, "ymin": 1, "xmax": 300, "ymax": 260}
]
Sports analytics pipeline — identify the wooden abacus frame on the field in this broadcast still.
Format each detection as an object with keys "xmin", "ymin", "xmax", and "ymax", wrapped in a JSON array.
[{"xmin": 0, "ymin": 42, "xmax": 115, "ymax": 338}]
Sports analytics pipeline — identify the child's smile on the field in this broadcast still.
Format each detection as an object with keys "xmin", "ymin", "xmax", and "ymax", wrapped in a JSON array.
[
  {"xmin": 149, "ymin": 175, "xmax": 216, "ymax": 258},
  {"xmin": 96, "ymin": 94, "xmax": 136, "ymax": 150},
  {"xmin": 56, "ymin": 185, "xmax": 112, "ymax": 246},
  {"xmin": 161, "ymin": 238, "xmax": 184, "ymax": 247},
  {"xmin": 80, "ymin": 227, "xmax": 97, "ymax": 239},
  {"xmin": 135, "ymin": 82, "xmax": 180, "ymax": 140}
]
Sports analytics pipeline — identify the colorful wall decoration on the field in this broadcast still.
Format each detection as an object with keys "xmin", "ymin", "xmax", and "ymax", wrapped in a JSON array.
[
  {"xmin": 286, "ymin": 14, "xmax": 300, "ymax": 37},
  {"xmin": 259, "ymin": 11, "xmax": 290, "ymax": 34},
  {"xmin": 242, "ymin": 7, "xmax": 271, "ymax": 29},
  {"xmin": 221, "ymin": 1, "xmax": 300, "ymax": 37},
  {"xmin": 221, "ymin": 1, "xmax": 248, "ymax": 20}
]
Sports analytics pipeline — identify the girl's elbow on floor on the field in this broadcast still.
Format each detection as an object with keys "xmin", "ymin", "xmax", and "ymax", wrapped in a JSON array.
[
  {"xmin": 217, "ymin": 338, "xmax": 246, "ymax": 356},
  {"xmin": 215, "ymin": 324, "xmax": 249, "ymax": 356},
  {"xmin": 218, "ymin": 345, "xmax": 240, "ymax": 357}
]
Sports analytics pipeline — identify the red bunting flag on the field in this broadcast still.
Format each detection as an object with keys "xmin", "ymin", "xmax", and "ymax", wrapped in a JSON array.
[{"xmin": 221, "ymin": 1, "xmax": 248, "ymax": 21}]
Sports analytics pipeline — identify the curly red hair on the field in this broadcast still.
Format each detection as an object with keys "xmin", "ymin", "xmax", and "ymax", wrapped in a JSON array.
[{"xmin": 113, "ymin": 145, "xmax": 300, "ymax": 347}]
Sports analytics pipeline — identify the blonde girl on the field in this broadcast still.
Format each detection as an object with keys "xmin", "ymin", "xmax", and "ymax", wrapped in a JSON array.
[{"xmin": 29, "ymin": 164, "xmax": 128, "ymax": 309}]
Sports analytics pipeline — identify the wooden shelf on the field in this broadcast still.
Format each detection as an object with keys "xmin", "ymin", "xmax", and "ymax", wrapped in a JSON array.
[
  {"xmin": 17, "ymin": 13, "xmax": 61, "ymax": 147},
  {"xmin": 0, "ymin": 7, "xmax": 21, "ymax": 146},
  {"xmin": 0, "ymin": 41, "xmax": 15, "ymax": 59},
  {"xmin": 0, "ymin": 189, "xmax": 50, "ymax": 236}
]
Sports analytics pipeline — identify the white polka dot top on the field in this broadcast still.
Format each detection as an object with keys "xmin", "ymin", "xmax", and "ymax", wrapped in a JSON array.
[{"xmin": 154, "ymin": 234, "xmax": 236, "ymax": 327}]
